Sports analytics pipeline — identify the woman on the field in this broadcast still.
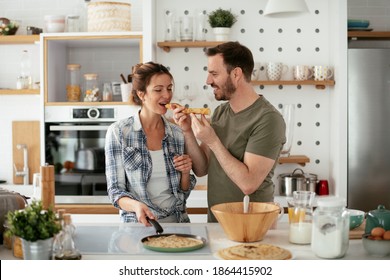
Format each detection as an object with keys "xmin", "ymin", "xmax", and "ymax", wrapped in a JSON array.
[{"xmin": 105, "ymin": 62, "xmax": 196, "ymax": 225}]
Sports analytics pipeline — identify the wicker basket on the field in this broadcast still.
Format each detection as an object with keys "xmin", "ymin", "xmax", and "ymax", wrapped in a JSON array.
[{"xmin": 88, "ymin": 1, "xmax": 131, "ymax": 32}]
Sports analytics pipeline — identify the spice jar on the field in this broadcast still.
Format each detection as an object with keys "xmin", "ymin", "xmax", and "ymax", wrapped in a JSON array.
[
  {"xmin": 83, "ymin": 73, "xmax": 99, "ymax": 102},
  {"xmin": 102, "ymin": 82, "xmax": 113, "ymax": 101},
  {"xmin": 66, "ymin": 64, "xmax": 81, "ymax": 101},
  {"xmin": 311, "ymin": 197, "xmax": 349, "ymax": 259}
]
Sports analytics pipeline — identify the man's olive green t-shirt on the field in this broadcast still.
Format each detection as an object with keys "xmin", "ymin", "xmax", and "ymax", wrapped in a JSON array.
[{"xmin": 207, "ymin": 96, "xmax": 286, "ymax": 222}]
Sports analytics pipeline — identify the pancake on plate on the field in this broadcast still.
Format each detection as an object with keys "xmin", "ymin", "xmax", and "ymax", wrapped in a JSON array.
[{"xmin": 217, "ymin": 243, "xmax": 292, "ymax": 260}]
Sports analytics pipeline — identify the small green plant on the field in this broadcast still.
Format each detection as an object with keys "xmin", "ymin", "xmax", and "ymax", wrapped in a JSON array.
[
  {"xmin": 6, "ymin": 200, "xmax": 61, "ymax": 242},
  {"xmin": 208, "ymin": 8, "xmax": 237, "ymax": 28}
]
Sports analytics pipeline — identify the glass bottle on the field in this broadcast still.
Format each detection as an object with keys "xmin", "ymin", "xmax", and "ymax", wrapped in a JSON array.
[
  {"xmin": 20, "ymin": 50, "xmax": 32, "ymax": 89},
  {"xmin": 66, "ymin": 15, "xmax": 80, "ymax": 32},
  {"xmin": 288, "ymin": 190, "xmax": 316, "ymax": 244},
  {"xmin": 102, "ymin": 82, "xmax": 113, "ymax": 101},
  {"xmin": 66, "ymin": 64, "xmax": 81, "ymax": 101},
  {"xmin": 53, "ymin": 214, "xmax": 81, "ymax": 260},
  {"xmin": 280, "ymin": 104, "xmax": 295, "ymax": 157},
  {"xmin": 311, "ymin": 197, "xmax": 349, "ymax": 259},
  {"xmin": 80, "ymin": 0, "xmax": 91, "ymax": 32},
  {"xmin": 83, "ymin": 73, "xmax": 99, "ymax": 102}
]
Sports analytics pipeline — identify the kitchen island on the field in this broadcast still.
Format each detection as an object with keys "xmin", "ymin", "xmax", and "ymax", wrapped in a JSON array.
[{"xmin": 1, "ymin": 221, "xmax": 388, "ymax": 260}]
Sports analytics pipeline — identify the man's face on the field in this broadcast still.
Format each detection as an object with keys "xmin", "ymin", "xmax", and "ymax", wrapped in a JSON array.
[{"xmin": 206, "ymin": 54, "xmax": 236, "ymax": 101}]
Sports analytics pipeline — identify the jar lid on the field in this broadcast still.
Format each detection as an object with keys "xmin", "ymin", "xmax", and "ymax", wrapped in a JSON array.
[
  {"xmin": 317, "ymin": 196, "xmax": 346, "ymax": 207},
  {"xmin": 84, "ymin": 73, "xmax": 98, "ymax": 79},
  {"xmin": 67, "ymin": 64, "xmax": 81, "ymax": 70}
]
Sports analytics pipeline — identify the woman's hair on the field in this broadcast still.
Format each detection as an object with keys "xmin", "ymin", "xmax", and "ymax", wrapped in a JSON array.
[
  {"xmin": 205, "ymin": 41, "xmax": 254, "ymax": 82},
  {"xmin": 131, "ymin": 61, "xmax": 173, "ymax": 105}
]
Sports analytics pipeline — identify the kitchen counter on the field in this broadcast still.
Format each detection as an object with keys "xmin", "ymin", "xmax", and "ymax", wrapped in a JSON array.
[{"xmin": 1, "ymin": 221, "xmax": 388, "ymax": 260}]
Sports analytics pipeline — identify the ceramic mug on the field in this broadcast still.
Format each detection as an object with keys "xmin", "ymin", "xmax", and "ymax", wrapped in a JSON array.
[
  {"xmin": 251, "ymin": 62, "xmax": 265, "ymax": 81},
  {"xmin": 266, "ymin": 62, "xmax": 289, "ymax": 81},
  {"xmin": 313, "ymin": 65, "xmax": 334, "ymax": 81},
  {"xmin": 120, "ymin": 83, "xmax": 132, "ymax": 102},
  {"xmin": 293, "ymin": 65, "xmax": 313, "ymax": 81}
]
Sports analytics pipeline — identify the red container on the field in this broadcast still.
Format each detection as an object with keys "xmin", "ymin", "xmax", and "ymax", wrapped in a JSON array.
[{"xmin": 316, "ymin": 180, "xmax": 329, "ymax": 195}]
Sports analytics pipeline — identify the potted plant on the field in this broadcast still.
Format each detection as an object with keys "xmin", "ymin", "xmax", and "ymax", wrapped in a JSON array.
[
  {"xmin": 208, "ymin": 8, "xmax": 237, "ymax": 41},
  {"xmin": 6, "ymin": 200, "xmax": 61, "ymax": 259}
]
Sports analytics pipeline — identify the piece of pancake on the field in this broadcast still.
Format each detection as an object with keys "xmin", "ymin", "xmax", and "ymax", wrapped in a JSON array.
[
  {"xmin": 165, "ymin": 103, "xmax": 211, "ymax": 115},
  {"xmin": 217, "ymin": 243, "xmax": 292, "ymax": 260}
]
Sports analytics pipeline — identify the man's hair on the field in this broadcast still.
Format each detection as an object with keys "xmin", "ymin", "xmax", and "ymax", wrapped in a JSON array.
[{"xmin": 206, "ymin": 41, "xmax": 254, "ymax": 82}]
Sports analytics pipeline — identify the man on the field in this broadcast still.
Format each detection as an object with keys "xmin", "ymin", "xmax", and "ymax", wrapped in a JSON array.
[{"xmin": 173, "ymin": 41, "xmax": 286, "ymax": 222}]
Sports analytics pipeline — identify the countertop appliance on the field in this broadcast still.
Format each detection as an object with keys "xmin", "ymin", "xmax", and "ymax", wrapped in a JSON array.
[{"xmin": 348, "ymin": 46, "xmax": 390, "ymax": 212}]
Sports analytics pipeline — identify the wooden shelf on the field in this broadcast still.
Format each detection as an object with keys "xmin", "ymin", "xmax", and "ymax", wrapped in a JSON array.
[
  {"xmin": 0, "ymin": 35, "xmax": 40, "ymax": 44},
  {"xmin": 348, "ymin": 31, "xmax": 390, "ymax": 40},
  {"xmin": 0, "ymin": 89, "xmax": 40, "ymax": 95},
  {"xmin": 157, "ymin": 41, "xmax": 226, "ymax": 52},
  {"xmin": 251, "ymin": 80, "xmax": 335, "ymax": 89},
  {"xmin": 278, "ymin": 155, "xmax": 310, "ymax": 166}
]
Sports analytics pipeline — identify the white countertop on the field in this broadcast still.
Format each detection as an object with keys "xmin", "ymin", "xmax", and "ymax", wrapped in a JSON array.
[{"xmin": 1, "ymin": 221, "xmax": 388, "ymax": 260}]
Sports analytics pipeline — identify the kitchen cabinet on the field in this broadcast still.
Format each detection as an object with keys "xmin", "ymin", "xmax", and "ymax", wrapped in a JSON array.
[
  {"xmin": 42, "ymin": 32, "xmax": 143, "ymax": 106},
  {"xmin": 0, "ymin": 35, "xmax": 40, "ymax": 95}
]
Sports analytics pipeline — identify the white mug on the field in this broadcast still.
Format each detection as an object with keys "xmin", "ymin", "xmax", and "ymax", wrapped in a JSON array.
[
  {"xmin": 313, "ymin": 66, "xmax": 333, "ymax": 81},
  {"xmin": 293, "ymin": 65, "xmax": 313, "ymax": 81},
  {"xmin": 120, "ymin": 83, "xmax": 132, "ymax": 102},
  {"xmin": 266, "ymin": 62, "xmax": 289, "ymax": 81},
  {"xmin": 251, "ymin": 62, "xmax": 265, "ymax": 81}
]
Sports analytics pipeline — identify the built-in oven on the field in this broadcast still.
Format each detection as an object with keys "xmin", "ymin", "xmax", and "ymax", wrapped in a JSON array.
[{"xmin": 44, "ymin": 106, "xmax": 138, "ymax": 196}]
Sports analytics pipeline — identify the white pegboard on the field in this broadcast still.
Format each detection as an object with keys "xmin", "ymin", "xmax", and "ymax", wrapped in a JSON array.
[{"xmin": 155, "ymin": 0, "xmax": 333, "ymax": 183}]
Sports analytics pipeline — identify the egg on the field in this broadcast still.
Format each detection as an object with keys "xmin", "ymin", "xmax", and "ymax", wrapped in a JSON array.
[
  {"xmin": 383, "ymin": 230, "xmax": 390, "ymax": 240},
  {"xmin": 371, "ymin": 227, "xmax": 385, "ymax": 238}
]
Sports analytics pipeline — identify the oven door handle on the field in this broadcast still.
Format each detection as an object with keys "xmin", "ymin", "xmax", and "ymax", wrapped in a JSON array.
[{"xmin": 49, "ymin": 125, "xmax": 110, "ymax": 131}]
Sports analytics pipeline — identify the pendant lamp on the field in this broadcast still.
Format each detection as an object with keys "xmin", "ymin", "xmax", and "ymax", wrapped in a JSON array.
[{"xmin": 264, "ymin": 0, "xmax": 309, "ymax": 17}]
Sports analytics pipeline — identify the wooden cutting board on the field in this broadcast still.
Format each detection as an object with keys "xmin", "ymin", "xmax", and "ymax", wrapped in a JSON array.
[
  {"xmin": 349, "ymin": 220, "xmax": 366, "ymax": 239},
  {"xmin": 12, "ymin": 121, "xmax": 41, "ymax": 184}
]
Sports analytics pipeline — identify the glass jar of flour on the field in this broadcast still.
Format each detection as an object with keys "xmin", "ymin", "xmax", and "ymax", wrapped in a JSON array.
[{"xmin": 311, "ymin": 197, "xmax": 350, "ymax": 259}]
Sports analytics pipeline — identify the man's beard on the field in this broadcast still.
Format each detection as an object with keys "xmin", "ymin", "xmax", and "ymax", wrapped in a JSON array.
[{"xmin": 214, "ymin": 76, "xmax": 236, "ymax": 101}]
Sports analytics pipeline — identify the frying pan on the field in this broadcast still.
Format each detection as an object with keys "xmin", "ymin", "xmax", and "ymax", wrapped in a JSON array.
[{"xmin": 141, "ymin": 218, "xmax": 207, "ymax": 252}]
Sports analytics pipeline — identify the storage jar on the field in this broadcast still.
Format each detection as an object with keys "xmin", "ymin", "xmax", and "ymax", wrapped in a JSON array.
[
  {"xmin": 311, "ymin": 197, "xmax": 350, "ymax": 259},
  {"xmin": 66, "ymin": 64, "xmax": 81, "ymax": 101},
  {"xmin": 83, "ymin": 73, "xmax": 99, "ymax": 102}
]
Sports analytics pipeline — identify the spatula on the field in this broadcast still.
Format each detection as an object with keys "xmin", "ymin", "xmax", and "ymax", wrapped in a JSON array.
[{"xmin": 243, "ymin": 195, "xmax": 250, "ymax": 213}]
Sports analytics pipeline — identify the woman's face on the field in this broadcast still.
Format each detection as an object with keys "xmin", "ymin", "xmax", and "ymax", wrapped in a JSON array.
[{"xmin": 142, "ymin": 73, "xmax": 173, "ymax": 115}]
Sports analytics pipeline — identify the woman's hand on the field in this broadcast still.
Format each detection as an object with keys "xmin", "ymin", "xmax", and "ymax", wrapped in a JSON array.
[
  {"xmin": 133, "ymin": 201, "xmax": 155, "ymax": 226},
  {"xmin": 173, "ymin": 154, "xmax": 192, "ymax": 174}
]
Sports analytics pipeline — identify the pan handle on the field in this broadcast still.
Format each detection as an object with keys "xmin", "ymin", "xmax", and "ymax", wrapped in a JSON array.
[{"xmin": 146, "ymin": 217, "xmax": 164, "ymax": 234}]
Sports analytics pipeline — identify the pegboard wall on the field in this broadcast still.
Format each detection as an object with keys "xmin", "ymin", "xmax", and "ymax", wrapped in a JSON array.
[{"xmin": 155, "ymin": 0, "xmax": 335, "ymax": 190}]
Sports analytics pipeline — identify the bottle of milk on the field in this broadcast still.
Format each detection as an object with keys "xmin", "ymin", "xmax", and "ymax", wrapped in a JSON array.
[{"xmin": 288, "ymin": 191, "xmax": 316, "ymax": 244}]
